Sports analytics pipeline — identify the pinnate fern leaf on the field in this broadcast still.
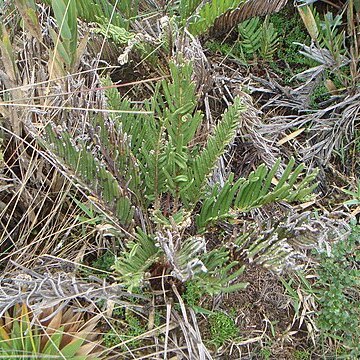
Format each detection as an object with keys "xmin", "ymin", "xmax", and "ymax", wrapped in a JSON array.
[
  {"xmin": 113, "ymin": 229, "xmax": 159, "ymax": 292},
  {"xmin": 238, "ymin": 16, "xmax": 279, "ymax": 61},
  {"xmin": 196, "ymin": 247, "xmax": 247, "ymax": 295},
  {"xmin": 45, "ymin": 126, "xmax": 135, "ymax": 226},
  {"xmin": 185, "ymin": 96, "xmax": 245, "ymax": 204},
  {"xmin": 196, "ymin": 158, "xmax": 318, "ymax": 231}
]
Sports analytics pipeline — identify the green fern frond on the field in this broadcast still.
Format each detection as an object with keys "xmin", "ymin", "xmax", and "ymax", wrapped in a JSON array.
[
  {"xmin": 113, "ymin": 229, "xmax": 160, "ymax": 292},
  {"xmin": 238, "ymin": 17, "xmax": 262, "ymax": 55},
  {"xmin": 45, "ymin": 125, "xmax": 135, "ymax": 226},
  {"xmin": 102, "ymin": 77, "xmax": 165, "ymax": 204},
  {"xmin": 238, "ymin": 16, "xmax": 279, "ymax": 61},
  {"xmin": 161, "ymin": 62, "xmax": 202, "ymax": 147},
  {"xmin": 196, "ymin": 158, "xmax": 318, "ymax": 231},
  {"xmin": 104, "ymin": 61, "xmax": 205, "ymax": 204},
  {"xmin": 196, "ymin": 173, "xmax": 244, "ymax": 231},
  {"xmin": 159, "ymin": 62, "xmax": 204, "ymax": 198},
  {"xmin": 188, "ymin": 0, "xmax": 245, "ymax": 36},
  {"xmin": 196, "ymin": 247, "xmax": 247, "ymax": 295},
  {"xmin": 185, "ymin": 96, "xmax": 245, "ymax": 205},
  {"xmin": 102, "ymin": 77, "xmax": 154, "ymax": 159},
  {"xmin": 234, "ymin": 157, "xmax": 318, "ymax": 210},
  {"xmin": 259, "ymin": 17, "xmax": 279, "ymax": 60},
  {"xmin": 94, "ymin": 22, "xmax": 154, "ymax": 63}
]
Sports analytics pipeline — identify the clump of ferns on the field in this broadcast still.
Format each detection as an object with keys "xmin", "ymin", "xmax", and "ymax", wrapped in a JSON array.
[
  {"xmin": 0, "ymin": 302, "xmax": 103, "ymax": 359},
  {"xmin": 43, "ymin": 59, "xmax": 318, "ymax": 297}
]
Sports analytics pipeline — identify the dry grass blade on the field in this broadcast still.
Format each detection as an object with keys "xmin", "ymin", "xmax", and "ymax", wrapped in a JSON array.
[
  {"xmin": 260, "ymin": 92, "xmax": 360, "ymax": 165},
  {"xmin": 171, "ymin": 284, "xmax": 213, "ymax": 360}
]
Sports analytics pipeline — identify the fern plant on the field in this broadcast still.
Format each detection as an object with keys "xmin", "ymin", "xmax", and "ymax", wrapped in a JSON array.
[
  {"xmin": 101, "ymin": 61, "xmax": 245, "ymax": 209},
  {"xmin": 237, "ymin": 16, "xmax": 279, "ymax": 61},
  {"xmin": 43, "ymin": 59, "xmax": 318, "ymax": 294}
]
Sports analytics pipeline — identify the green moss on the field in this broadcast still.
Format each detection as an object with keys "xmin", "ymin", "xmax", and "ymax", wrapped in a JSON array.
[
  {"xmin": 183, "ymin": 280, "xmax": 204, "ymax": 307},
  {"xmin": 103, "ymin": 311, "xmax": 147, "ymax": 349},
  {"xmin": 92, "ymin": 251, "xmax": 115, "ymax": 272},
  {"xmin": 209, "ymin": 312, "xmax": 238, "ymax": 348},
  {"xmin": 309, "ymin": 84, "xmax": 330, "ymax": 109},
  {"xmin": 294, "ymin": 349, "xmax": 311, "ymax": 360}
]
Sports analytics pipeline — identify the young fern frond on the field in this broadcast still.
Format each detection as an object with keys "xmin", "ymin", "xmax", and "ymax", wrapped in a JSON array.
[
  {"xmin": 114, "ymin": 229, "xmax": 246, "ymax": 295},
  {"xmin": 159, "ymin": 62, "xmax": 203, "ymax": 198},
  {"xmin": 259, "ymin": 17, "xmax": 279, "ymax": 60},
  {"xmin": 103, "ymin": 77, "xmax": 166, "ymax": 204},
  {"xmin": 113, "ymin": 229, "xmax": 160, "ymax": 292},
  {"xmin": 152, "ymin": 209, "xmax": 191, "ymax": 229},
  {"xmin": 161, "ymin": 62, "xmax": 202, "ymax": 148}
]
